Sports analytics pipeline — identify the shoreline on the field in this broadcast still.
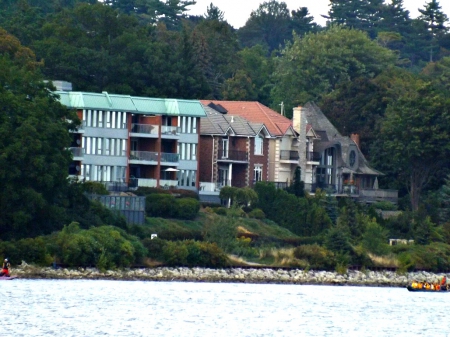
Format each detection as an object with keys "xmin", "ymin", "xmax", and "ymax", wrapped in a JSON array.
[{"xmin": 11, "ymin": 263, "xmax": 448, "ymax": 287}]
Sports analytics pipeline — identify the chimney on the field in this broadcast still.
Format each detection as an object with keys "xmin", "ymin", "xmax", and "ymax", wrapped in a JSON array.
[
  {"xmin": 292, "ymin": 106, "xmax": 303, "ymax": 133},
  {"xmin": 351, "ymin": 133, "xmax": 360, "ymax": 149}
]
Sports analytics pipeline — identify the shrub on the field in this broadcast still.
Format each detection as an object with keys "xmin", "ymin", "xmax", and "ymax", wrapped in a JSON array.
[
  {"xmin": 146, "ymin": 194, "xmax": 176, "ymax": 217},
  {"xmin": 81, "ymin": 181, "xmax": 109, "ymax": 195},
  {"xmin": 142, "ymin": 238, "xmax": 168, "ymax": 260},
  {"xmin": 372, "ymin": 201, "xmax": 397, "ymax": 211},
  {"xmin": 174, "ymin": 198, "xmax": 200, "ymax": 220},
  {"xmin": 293, "ymin": 244, "xmax": 336, "ymax": 270},
  {"xmin": 213, "ymin": 207, "xmax": 227, "ymax": 216},
  {"xmin": 248, "ymin": 208, "xmax": 265, "ymax": 219},
  {"xmin": 162, "ymin": 241, "xmax": 189, "ymax": 266}
]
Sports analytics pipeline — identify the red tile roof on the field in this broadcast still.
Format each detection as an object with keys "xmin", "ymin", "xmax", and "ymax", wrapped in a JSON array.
[{"xmin": 201, "ymin": 100, "xmax": 293, "ymax": 137}]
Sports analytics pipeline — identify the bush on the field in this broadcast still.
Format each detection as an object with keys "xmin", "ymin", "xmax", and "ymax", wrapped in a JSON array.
[
  {"xmin": 142, "ymin": 238, "xmax": 168, "ymax": 260},
  {"xmin": 174, "ymin": 198, "xmax": 200, "ymax": 220},
  {"xmin": 372, "ymin": 201, "xmax": 397, "ymax": 211},
  {"xmin": 213, "ymin": 207, "xmax": 227, "ymax": 216},
  {"xmin": 248, "ymin": 208, "xmax": 265, "ymax": 219},
  {"xmin": 81, "ymin": 181, "xmax": 109, "ymax": 195},
  {"xmin": 293, "ymin": 244, "xmax": 336, "ymax": 270},
  {"xmin": 146, "ymin": 194, "xmax": 176, "ymax": 217}
]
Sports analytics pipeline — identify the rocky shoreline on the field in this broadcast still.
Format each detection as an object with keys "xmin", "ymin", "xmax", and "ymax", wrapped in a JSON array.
[{"xmin": 11, "ymin": 262, "xmax": 448, "ymax": 287}]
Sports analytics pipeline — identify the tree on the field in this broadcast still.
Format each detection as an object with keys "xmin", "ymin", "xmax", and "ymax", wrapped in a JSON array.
[
  {"xmin": 361, "ymin": 218, "xmax": 389, "ymax": 255},
  {"xmin": 418, "ymin": 0, "xmax": 449, "ymax": 62},
  {"xmin": 204, "ymin": 2, "xmax": 224, "ymax": 21},
  {"xmin": 0, "ymin": 29, "xmax": 79, "ymax": 239},
  {"xmin": 328, "ymin": 0, "xmax": 384, "ymax": 38},
  {"xmin": 238, "ymin": 0, "xmax": 292, "ymax": 52},
  {"xmin": 379, "ymin": 76, "xmax": 450, "ymax": 211},
  {"xmin": 271, "ymin": 26, "xmax": 397, "ymax": 114}
]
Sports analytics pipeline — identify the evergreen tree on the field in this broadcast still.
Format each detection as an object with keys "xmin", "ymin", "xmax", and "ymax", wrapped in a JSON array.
[
  {"xmin": 418, "ymin": 0, "xmax": 449, "ymax": 62},
  {"xmin": 328, "ymin": 0, "xmax": 384, "ymax": 38},
  {"xmin": 204, "ymin": 2, "xmax": 224, "ymax": 21}
]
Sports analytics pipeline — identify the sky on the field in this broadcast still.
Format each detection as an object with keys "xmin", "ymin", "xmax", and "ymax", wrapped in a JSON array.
[{"xmin": 188, "ymin": 0, "xmax": 450, "ymax": 29}]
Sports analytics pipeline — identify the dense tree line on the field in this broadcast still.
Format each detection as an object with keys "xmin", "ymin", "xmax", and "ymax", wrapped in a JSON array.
[{"xmin": 1, "ymin": 0, "xmax": 450, "ymax": 257}]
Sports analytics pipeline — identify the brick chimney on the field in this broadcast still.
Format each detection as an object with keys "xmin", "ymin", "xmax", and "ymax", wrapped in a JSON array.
[{"xmin": 351, "ymin": 133, "xmax": 360, "ymax": 149}]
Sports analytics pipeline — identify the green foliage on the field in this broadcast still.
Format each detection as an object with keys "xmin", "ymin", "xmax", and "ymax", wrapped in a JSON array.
[
  {"xmin": 162, "ymin": 240, "xmax": 229, "ymax": 267},
  {"xmin": 81, "ymin": 181, "xmax": 109, "ymax": 195},
  {"xmin": 247, "ymin": 208, "xmax": 266, "ymax": 220},
  {"xmin": 272, "ymin": 25, "xmax": 397, "ymax": 113},
  {"xmin": 293, "ymin": 244, "xmax": 336, "ymax": 270},
  {"xmin": 372, "ymin": 201, "xmax": 397, "ymax": 211},
  {"xmin": 142, "ymin": 238, "xmax": 167, "ymax": 260},
  {"xmin": 54, "ymin": 222, "xmax": 146, "ymax": 269},
  {"xmin": 362, "ymin": 219, "xmax": 390, "ymax": 255},
  {"xmin": 203, "ymin": 217, "xmax": 238, "ymax": 253},
  {"xmin": 173, "ymin": 198, "xmax": 200, "ymax": 220},
  {"xmin": 212, "ymin": 207, "xmax": 228, "ymax": 216},
  {"xmin": 146, "ymin": 194, "xmax": 176, "ymax": 217}
]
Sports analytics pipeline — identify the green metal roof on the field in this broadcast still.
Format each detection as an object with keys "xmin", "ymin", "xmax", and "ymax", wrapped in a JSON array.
[{"xmin": 55, "ymin": 91, "xmax": 206, "ymax": 117}]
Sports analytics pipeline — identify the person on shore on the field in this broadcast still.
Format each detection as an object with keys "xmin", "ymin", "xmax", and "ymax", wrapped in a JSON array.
[{"xmin": 0, "ymin": 258, "xmax": 10, "ymax": 277}]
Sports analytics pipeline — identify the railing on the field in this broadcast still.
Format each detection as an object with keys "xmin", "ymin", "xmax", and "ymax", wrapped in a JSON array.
[
  {"xmin": 359, "ymin": 188, "xmax": 398, "ymax": 202},
  {"xmin": 130, "ymin": 151, "xmax": 179, "ymax": 163},
  {"xmin": 280, "ymin": 150, "xmax": 299, "ymax": 161},
  {"xmin": 161, "ymin": 152, "xmax": 179, "ymax": 163},
  {"xmin": 218, "ymin": 150, "xmax": 249, "ymax": 162},
  {"xmin": 69, "ymin": 147, "xmax": 84, "ymax": 158},
  {"xmin": 130, "ymin": 151, "xmax": 159, "ymax": 162},
  {"xmin": 131, "ymin": 124, "xmax": 159, "ymax": 136},
  {"xmin": 161, "ymin": 126, "xmax": 180, "ymax": 135},
  {"xmin": 307, "ymin": 152, "xmax": 321, "ymax": 162},
  {"xmin": 160, "ymin": 179, "xmax": 178, "ymax": 189}
]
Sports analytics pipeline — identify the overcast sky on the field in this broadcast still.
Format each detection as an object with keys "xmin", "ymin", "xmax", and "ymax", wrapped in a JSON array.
[{"xmin": 188, "ymin": 0, "xmax": 450, "ymax": 29}]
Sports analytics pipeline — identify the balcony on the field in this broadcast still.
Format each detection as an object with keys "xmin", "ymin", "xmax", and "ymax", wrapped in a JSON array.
[
  {"xmin": 130, "ymin": 124, "xmax": 159, "ymax": 137},
  {"xmin": 217, "ymin": 150, "xmax": 249, "ymax": 162},
  {"xmin": 160, "ymin": 152, "xmax": 180, "ymax": 164},
  {"xmin": 129, "ymin": 151, "xmax": 179, "ymax": 165},
  {"xmin": 307, "ymin": 152, "xmax": 321, "ymax": 165},
  {"xmin": 161, "ymin": 126, "xmax": 181, "ymax": 138},
  {"xmin": 280, "ymin": 150, "xmax": 299, "ymax": 163},
  {"xmin": 69, "ymin": 147, "xmax": 84, "ymax": 160}
]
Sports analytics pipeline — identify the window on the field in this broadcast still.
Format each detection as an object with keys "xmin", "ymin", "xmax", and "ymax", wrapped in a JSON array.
[
  {"xmin": 255, "ymin": 135, "xmax": 263, "ymax": 155},
  {"xmin": 222, "ymin": 138, "xmax": 229, "ymax": 158},
  {"xmin": 254, "ymin": 165, "xmax": 263, "ymax": 182}
]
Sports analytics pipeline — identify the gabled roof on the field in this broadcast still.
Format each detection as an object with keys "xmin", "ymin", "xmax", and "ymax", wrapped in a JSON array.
[
  {"xmin": 304, "ymin": 102, "xmax": 382, "ymax": 176},
  {"xmin": 55, "ymin": 91, "xmax": 206, "ymax": 117},
  {"xmin": 201, "ymin": 104, "xmax": 268, "ymax": 137},
  {"xmin": 201, "ymin": 100, "xmax": 295, "ymax": 137}
]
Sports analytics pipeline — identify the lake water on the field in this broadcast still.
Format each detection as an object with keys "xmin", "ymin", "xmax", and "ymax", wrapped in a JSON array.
[{"xmin": 1, "ymin": 279, "xmax": 449, "ymax": 336}]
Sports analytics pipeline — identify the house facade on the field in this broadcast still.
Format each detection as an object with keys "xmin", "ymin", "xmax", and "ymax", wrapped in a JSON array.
[
  {"xmin": 57, "ymin": 91, "xmax": 206, "ymax": 191},
  {"xmin": 198, "ymin": 104, "xmax": 271, "ymax": 202},
  {"xmin": 293, "ymin": 102, "xmax": 398, "ymax": 204},
  {"xmin": 201, "ymin": 101, "xmax": 299, "ymax": 189}
]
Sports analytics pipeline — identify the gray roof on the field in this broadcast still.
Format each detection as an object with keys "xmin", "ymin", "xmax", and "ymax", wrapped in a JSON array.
[
  {"xmin": 201, "ymin": 105, "xmax": 270, "ymax": 137},
  {"xmin": 304, "ymin": 102, "xmax": 382, "ymax": 176},
  {"xmin": 55, "ymin": 91, "xmax": 206, "ymax": 117}
]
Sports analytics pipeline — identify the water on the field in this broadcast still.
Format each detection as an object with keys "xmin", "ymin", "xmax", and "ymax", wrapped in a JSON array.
[{"xmin": 1, "ymin": 279, "xmax": 449, "ymax": 336}]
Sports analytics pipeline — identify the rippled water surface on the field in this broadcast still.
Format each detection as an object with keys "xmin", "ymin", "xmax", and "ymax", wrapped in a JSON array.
[{"xmin": 2, "ymin": 279, "xmax": 449, "ymax": 336}]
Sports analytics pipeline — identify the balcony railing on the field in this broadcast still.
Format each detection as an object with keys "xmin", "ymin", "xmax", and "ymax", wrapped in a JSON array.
[
  {"xmin": 69, "ymin": 147, "xmax": 84, "ymax": 158},
  {"xmin": 307, "ymin": 152, "xmax": 321, "ymax": 162},
  {"xmin": 161, "ymin": 126, "xmax": 181, "ymax": 135},
  {"xmin": 218, "ymin": 150, "xmax": 248, "ymax": 162},
  {"xmin": 130, "ymin": 151, "xmax": 158, "ymax": 162},
  {"xmin": 131, "ymin": 124, "xmax": 159, "ymax": 136},
  {"xmin": 129, "ymin": 151, "xmax": 179, "ymax": 163},
  {"xmin": 161, "ymin": 152, "xmax": 179, "ymax": 163},
  {"xmin": 280, "ymin": 150, "xmax": 299, "ymax": 161}
]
